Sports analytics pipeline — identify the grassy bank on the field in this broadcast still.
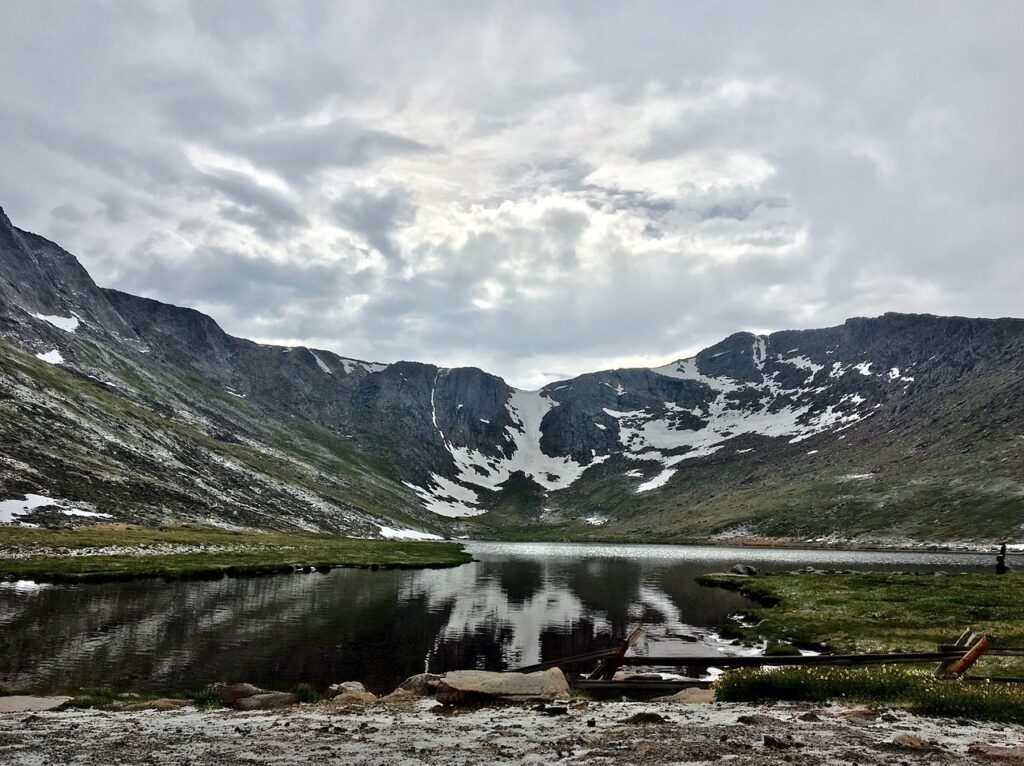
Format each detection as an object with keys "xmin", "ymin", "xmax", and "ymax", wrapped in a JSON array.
[
  {"xmin": 0, "ymin": 525, "xmax": 472, "ymax": 582},
  {"xmin": 699, "ymin": 570, "xmax": 1024, "ymax": 719},
  {"xmin": 716, "ymin": 666, "xmax": 1024, "ymax": 724},
  {"xmin": 697, "ymin": 570, "xmax": 1024, "ymax": 652}
]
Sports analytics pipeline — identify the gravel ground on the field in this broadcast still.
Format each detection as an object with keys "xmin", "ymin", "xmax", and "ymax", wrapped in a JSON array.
[{"xmin": 2, "ymin": 698, "xmax": 1024, "ymax": 765}]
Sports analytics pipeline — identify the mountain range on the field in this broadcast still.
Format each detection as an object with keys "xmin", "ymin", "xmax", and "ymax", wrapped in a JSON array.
[{"xmin": 1, "ymin": 204, "xmax": 1022, "ymax": 545}]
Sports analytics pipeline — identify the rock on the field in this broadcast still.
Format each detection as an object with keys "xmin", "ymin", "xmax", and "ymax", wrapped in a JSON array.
[
  {"xmin": 620, "ymin": 712, "xmax": 670, "ymax": 725},
  {"xmin": 731, "ymin": 564, "xmax": 758, "ymax": 576},
  {"xmin": 837, "ymin": 705, "xmax": 878, "ymax": 721},
  {"xmin": 218, "ymin": 683, "xmax": 262, "ymax": 706},
  {"xmin": 380, "ymin": 689, "xmax": 417, "ymax": 706},
  {"xmin": 435, "ymin": 668, "xmax": 570, "ymax": 705},
  {"xmin": 892, "ymin": 734, "xmax": 938, "ymax": 751},
  {"xmin": 968, "ymin": 744, "xmax": 1024, "ymax": 761},
  {"xmin": 327, "ymin": 681, "xmax": 377, "ymax": 704},
  {"xmin": 737, "ymin": 714, "xmax": 783, "ymax": 726},
  {"xmin": 660, "ymin": 688, "xmax": 715, "ymax": 704},
  {"xmin": 798, "ymin": 711, "xmax": 822, "ymax": 722},
  {"xmin": 120, "ymin": 698, "xmax": 191, "ymax": 712},
  {"xmin": 329, "ymin": 681, "xmax": 368, "ymax": 696},
  {"xmin": 0, "ymin": 696, "xmax": 72, "ymax": 713},
  {"xmin": 764, "ymin": 734, "xmax": 800, "ymax": 750},
  {"xmin": 397, "ymin": 673, "xmax": 440, "ymax": 696},
  {"xmin": 329, "ymin": 689, "xmax": 377, "ymax": 705},
  {"xmin": 233, "ymin": 692, "xmax": 299, "ymax": 711}
]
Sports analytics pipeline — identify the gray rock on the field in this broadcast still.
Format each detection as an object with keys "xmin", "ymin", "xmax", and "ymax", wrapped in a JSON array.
[
  {"xmin": 327, "ymin": 682, "xmax": 376, "ymax": 705},
  {"xmin": 234, "ymin": 692, "xmax": 299, "ymax": 711},
  {"xmin": 218, "ymin": 683, "xmax": 262, "ymax": 706},
  {"xmin": 397, "ymin": 673, "xmax": 440, "ymax": 696},
  {"xmin": 435, "ymin": 668, "xmax": 570, "ymax": 705},
  {"xmin": 731, "ymin": 564, "xmax": 758, "ymax": 576}
]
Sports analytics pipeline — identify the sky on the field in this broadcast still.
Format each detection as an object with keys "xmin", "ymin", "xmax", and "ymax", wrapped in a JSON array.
[{"xmin": 1, "ymin": 1, "xmax": 1022, "ymax": 388}]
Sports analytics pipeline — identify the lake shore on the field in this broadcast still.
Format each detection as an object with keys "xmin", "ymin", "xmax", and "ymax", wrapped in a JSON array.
[
  {"xmin": 0, "ymin": 526, "xmax": 472, "ymax": 583},
  {"xmin": 3, "ymin": 696, "xmax": 1023, "ymax": 765}
]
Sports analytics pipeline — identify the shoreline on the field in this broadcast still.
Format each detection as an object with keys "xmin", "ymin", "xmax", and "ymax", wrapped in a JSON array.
[{"xmin": 3, "ymin": 696, "xmax": 1022, "ymax": 765}]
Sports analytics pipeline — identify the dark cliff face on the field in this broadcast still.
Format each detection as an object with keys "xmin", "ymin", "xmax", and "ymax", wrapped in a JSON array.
[{"xmin": 1, "ymin": 205, "xmax": 1023, "ymax": 541}]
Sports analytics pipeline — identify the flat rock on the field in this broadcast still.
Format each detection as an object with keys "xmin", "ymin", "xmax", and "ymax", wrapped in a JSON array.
[
  {"xmin": 218, "ymin": 683, "xmax": 262, "ymax": 706},
  {"xmin": 737, "ymin": 714, "xmax": 783, "ymax": 726},
  {"xmin": 435, "ymin": 668, "xmax": 570, "ymax": 705},
  {"xmin": 0, "ymin": 696, "xmax": 72, "ymax": 713},
  {"xmin": 120, "ymin": 698, "xmax": 191, "ymax": 712},
  {"xmin": 968, "ymin": 744, "xmax": 1024, "ymax": 762},
  {"xmin": 234, "ymin": 692, "xmax": 298, "ymax": 711},
  {"xmin": 892, "ymin": 733, "xmax": 938, "ymax": 751}
]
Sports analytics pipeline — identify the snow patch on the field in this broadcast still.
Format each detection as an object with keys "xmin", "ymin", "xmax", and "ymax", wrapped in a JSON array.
[
  {"xmin": 31, "ymin": 312, "xmax": 79, "ymax": 333},
  {"xmin": 1, "ymin": 494, "xmax": 100, "ymax": 524},
  {"xmin": 852, "ymin": 361, "xmax": 873, "ymax": 376},
  {"xmin": 636, "ymin": 468, "xmax": 676, "ymax": 493},
  {"xmin": 35, "ymin": 349, "xmax": 64, "ymax": 364},
  {"xmin": 377, "ymin": 525, "xmax": 444, "ymax": 541},
  {"xmin": 310, "ymin": 351, "xmax": 332, "ymax": 374}
]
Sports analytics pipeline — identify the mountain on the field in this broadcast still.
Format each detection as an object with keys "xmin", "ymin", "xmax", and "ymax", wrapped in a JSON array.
[{"xmin": 1, "ymin": 205, "xmax": 1022, "ymax": 544}]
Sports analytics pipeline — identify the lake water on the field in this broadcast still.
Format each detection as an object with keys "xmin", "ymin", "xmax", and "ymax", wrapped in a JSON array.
[{"xmin": 0, "ymin": 542, "xmax": 1011, "ymax": 695}]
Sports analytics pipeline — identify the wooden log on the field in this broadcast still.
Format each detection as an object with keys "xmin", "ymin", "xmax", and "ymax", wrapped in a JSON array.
[
  {"xmin": 935, "ymin": 628, "xmax": 975, "ymax": 678},
  {"xmin": 942, "ymin": 635, "xmax": 993, "ymax": 679},
  {"xmin": 592, "ymin": 626, "xmax": 645, "ymax": 681}
]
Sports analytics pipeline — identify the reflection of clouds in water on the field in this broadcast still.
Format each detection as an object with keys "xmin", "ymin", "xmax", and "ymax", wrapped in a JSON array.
[{"xmin": 400, "ymin": 560, "xmax": 707, "ymax": 668}]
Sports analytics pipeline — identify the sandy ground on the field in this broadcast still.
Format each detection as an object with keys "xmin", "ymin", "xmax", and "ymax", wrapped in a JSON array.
[{"xmin": 3, "ymin": 698, "xmax": 1024, "ymax": 765}]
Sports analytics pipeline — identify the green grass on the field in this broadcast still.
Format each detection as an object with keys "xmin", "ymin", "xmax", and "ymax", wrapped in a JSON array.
[
  {"xmin": 699, "ymin": 570, "xmax": 1024, "ymax": 683},
  {"xmin": 0, "ymin": 525, "xmax": 471, "ymax": 582},
  {"xmin": 697, "ymin": 571, "xmax": 1024, "ymax": 652},
  {"xmin": 716, "ymin": 666, "xmax": 1024, "ymax": 724}
]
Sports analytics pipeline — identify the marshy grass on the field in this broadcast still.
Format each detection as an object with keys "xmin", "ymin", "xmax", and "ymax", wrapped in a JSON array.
[{"xmin": 716, "ymin": 665, "xmax": 1024, "ymax": 724}]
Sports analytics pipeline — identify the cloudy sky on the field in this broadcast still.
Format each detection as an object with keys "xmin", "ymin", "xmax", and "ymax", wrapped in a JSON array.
[{"xmin": 2, "ymin": 1, "xmax": 1022, "ymax": 387}]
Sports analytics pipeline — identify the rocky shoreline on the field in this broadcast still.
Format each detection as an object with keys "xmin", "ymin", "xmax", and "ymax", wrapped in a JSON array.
[{"xmin": 4, "ymin": 695, "xmax": 1024, "ymax": 765}]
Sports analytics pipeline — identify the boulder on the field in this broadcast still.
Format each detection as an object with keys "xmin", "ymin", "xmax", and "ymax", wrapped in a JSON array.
[
  {"xmin": 435, "ymin": 668, "xmax": 570, "ymax": 705},
  {"xmin": 967, "ymin": 744, "xmax": 1024, "ymax": 761},
  {"xmin": 218, "ymin": 683, "xmax": 262, "ymax": 706},
  {"xmin": 398, "ymin": 673, "xmax": 441, "ymax": 696},
  {"xmin": 0, "ymin": 696, "xmax": 72, "ymax": 713},
  {"xmin": 657, "ymin": 687, "xmax": 715, "ymax": 704},
  {"xmin": 327, "ymin": 681, "xmax": 377, "ymax": 705},
  {"xmin": 234, "ymin": 692, "xmax": 298, "ymax": 711},
  {"xmin": 730, "ymin": 564, "xmax": 758, "ymax": 576}
]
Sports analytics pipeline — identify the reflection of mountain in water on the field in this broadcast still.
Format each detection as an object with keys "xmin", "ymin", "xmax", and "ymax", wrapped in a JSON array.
[{"xmin": 0, "ymin": 552, "xmax": 751, "ymax": 694}]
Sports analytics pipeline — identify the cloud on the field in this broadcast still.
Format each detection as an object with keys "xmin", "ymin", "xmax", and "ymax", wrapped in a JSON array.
[{"xmin": 0, "ymin": 1, "xmax": 1022, "ymax": 387}]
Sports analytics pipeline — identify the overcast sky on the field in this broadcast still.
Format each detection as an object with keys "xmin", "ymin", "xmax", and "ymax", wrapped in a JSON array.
[{"xmin": 2, "ymin": 1, "xmax": 1022, "ymax": 388}]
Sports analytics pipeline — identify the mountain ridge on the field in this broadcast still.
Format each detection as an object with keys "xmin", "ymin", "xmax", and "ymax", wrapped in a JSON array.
[{"xmin": 1, "ymin": 205, "xmax": 1022, "ymax": 544}]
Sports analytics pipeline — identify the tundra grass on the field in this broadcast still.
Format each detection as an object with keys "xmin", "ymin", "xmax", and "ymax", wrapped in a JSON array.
[
  {"xmin": 699, "ymin": 571, "xmax": 1024, "ymax": 678},
  {"xmin": 716, "ymin": 666, "xmax": 1024, "ymax": 724},
  {"xmin": 0, "ymin": 525, "xmax": 471, "ymax": 582}
]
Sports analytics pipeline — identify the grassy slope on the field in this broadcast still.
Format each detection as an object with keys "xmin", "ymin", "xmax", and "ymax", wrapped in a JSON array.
[
  {"xmin": 0, "ymin": 526, "xmax": 471, "ymax": 581},
  {"xmin": 0, "ymin": 339, "xmax": 430, "ymax": 532}
]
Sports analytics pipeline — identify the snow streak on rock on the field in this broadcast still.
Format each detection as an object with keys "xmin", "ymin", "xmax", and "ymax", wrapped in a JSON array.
[{"xmin": 409, "ymin": 379, "xmax": 608, "ymax": 517}]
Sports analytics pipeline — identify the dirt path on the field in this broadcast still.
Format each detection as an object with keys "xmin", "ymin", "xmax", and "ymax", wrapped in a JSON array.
[{"xmin": 2, "ymin": 698, "xmax": 1023, "ymax": 765}]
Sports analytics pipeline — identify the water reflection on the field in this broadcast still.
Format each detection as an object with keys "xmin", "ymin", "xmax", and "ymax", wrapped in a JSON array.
[{"xmin": 0, "ymin": 542, "xmax": 1008, "ymax": 694}]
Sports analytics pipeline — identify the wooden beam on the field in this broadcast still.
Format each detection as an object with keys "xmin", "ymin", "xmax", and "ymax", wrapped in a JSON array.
[
  {"xmin": 942, "ymin": 635, "xmax": 993, "ymax": 679},
  {"xmin": 935, "ymin": 628, "xmax": 975, "ymax": 678}
]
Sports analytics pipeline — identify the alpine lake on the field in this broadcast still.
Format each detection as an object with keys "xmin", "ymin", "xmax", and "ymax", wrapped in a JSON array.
[{"xmin": 0, "ymin": 542, "xmax": 1010, "ymax": 695}]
